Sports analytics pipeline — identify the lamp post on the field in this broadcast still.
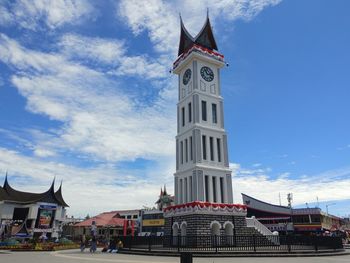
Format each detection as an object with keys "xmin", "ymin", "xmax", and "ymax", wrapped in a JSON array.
[{"xmin": 326, "ymin": 203, "xmax": 336, "ymax": 214}]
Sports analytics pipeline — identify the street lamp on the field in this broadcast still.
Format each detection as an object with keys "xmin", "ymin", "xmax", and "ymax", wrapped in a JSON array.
[{"xmin": 326, "ymin": 203, "xmax": 336, "ymax": 214}]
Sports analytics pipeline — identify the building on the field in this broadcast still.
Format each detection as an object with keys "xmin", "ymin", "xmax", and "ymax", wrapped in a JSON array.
[
  {"xmin": 73, "ymin": 210, "xmax": 140, "ymax": 239},
  {"xmin": 139, "ymin": 186, "xmax": 174, "ymax": 236},
  {"xmin": 242, "ymin": 193, "xmax": 348, "ymax": 235},
  {"xmin": 139, "ymin": 209, "xmax": 164, "ymax": 236},
  {"xmin": 292, "ymin": 208, "xmax": 343, "ymax": 234},
  {"xmin": 242, "ymin": 193, "xmax": 293, "ymax": 233},
  {"xmin": 0, "ymin": 175, "xmax": 68, "ymax": 239},
  {"xmin": 155, "ymin": 185, "xmax": 174, "ymax": 211},
  {"xmin": 164, "ymin": 15, "xmax": 271, "ymax": 246}
]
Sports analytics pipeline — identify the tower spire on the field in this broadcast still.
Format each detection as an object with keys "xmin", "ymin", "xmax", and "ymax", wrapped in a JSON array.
[
  {"xmin": 3, "ymin": 171, "xmax": 8, "ymax": 188},
  {"xmin": 177, "ymin": 12, "xmax": 218, "ymax": 56}
]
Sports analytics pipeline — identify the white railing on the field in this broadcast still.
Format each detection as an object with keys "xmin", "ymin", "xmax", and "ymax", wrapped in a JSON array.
[
  {"xmin": 246, "ymin": 217, "xmax": 273, "ymax": 236},
  {"xmin": 246, "ymin": 217, "xmax": 280, "ymax": 245}
]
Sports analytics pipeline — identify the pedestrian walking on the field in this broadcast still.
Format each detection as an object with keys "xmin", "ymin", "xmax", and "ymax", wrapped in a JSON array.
[
  {"xmin": 90, "ymin": 235, "xmax": 97, "ymax": 253},
  {"xmin": 80, "ymin": 234, "xmax": 86, "ymax": 252}
]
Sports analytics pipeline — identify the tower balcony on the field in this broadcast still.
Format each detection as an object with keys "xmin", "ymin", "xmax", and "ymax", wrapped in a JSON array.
[{"xmin": 173, "ymin": 44, "xmax": 224, "ymax": 72}]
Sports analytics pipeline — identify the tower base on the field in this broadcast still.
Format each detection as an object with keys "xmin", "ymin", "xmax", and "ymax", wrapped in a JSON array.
[{"xmin": 164, "ymin": 202, "xmax": 262, "ymax": 247}]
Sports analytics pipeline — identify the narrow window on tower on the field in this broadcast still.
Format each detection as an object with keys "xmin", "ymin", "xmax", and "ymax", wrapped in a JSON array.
[
  {"xmin": 217, "ymin": 138, "xmax": 221, "ymax": 162},
  {"xmin": 184, "ymin": 177, "xmax": 188, "ymax": 203},
  {"xmin": 201, "ymin": 100, "xmax": 207, "ymax": 121},
  {"xmin": 212, "ymin": 177, "xmax": 217, "ymax": 203},
  {"xmin": 180, "ymin": 141, "xmax": 183, "ymax": 164},
  {"xmin": 182, "ymin": 107, "xmax": 185, "ymax": 127},
  {"xmin": 179, "ymin": 179, "xmax": 183, "ymax": 203},
  {"xmin": 212, "ymin": 103, "xmax": 217, "ymax": 124},
  {"xmin": 185, "ymin": 139, "xmax": 188, "ymax": 163},
  {"xmin": 210, "ymin": 137, "xmax": 214, "ymax": 161},
  {"xmin": 202, "ymin": 135, "xmax": 207, "ymax": 160},
  {"xmin": 189, "ymin": 176, "xmax": 193, "ymax": 202},
  {"xmin": 205, "ymin": 175, "xmax": 209, "ymax": 202},
  {"xmin": 189, "ymin": 136, "xmax": 193, "ymax": 161},
  {"xmin": 220, "ymin": 177, "xmax": 224, "ymax": 203},
  {"xmin": 188, "ymin": 102, "xmax": 192, "ymax": 123}
]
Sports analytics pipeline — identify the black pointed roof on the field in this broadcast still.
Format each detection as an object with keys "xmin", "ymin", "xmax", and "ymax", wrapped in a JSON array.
[
  {"xmin": 0, "ymin": 176, "xmax": 69, "ymax": 207},
  {"xmin": 55, "ymin": 182, "xmax": 69, "ymax": 207},
  {"xmin": 178, "ymin": 15, "xmax": 218, "ymax": 56}
]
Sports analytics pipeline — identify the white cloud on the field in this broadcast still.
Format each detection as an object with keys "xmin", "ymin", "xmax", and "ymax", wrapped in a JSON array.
[
  {"xmin": 0, "ymin": 33, "xmax": 176, "ymax": 162},
  {"xmin": 59, "ymin": 34, "xmax": 126, "ymax": 65},
  {"xmin": 59, "ymin": 34, "xmax": 168, "ymax": 79},
  {"xmin": 118, "ymin": 0, "xmax": 178, "ymax": 54},
  {"xmin": 117, "ymin": 0, "xmax": 282, "ymax": 54},
  {"xmin": 0, "ymin": 0, "xmax": 95, "ymax": 30},
  {"xmin": 231, "ymin": 163, "xmax": 350, "ymax": 208},
  {"xmin": 0, "ymin": 147, "xmax": 174, "ymax": 217},
  {"xmin": 0, "ymin": 4, "xmax": 13, "ymax": 26}
]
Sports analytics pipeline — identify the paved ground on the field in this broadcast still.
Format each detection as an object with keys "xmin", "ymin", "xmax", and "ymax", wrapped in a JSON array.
[{"xmin": 0, "ymin": 249, "xmax": 350, "ymax": 263}]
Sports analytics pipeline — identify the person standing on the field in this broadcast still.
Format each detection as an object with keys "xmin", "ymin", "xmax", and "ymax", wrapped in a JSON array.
[
  {"xmin": 90, "ymin": 235, "xmax": 97, "ymax": 253},
  {"xmin": 80, "ymin": 234, "xmax": 86, "ymax": 252}
]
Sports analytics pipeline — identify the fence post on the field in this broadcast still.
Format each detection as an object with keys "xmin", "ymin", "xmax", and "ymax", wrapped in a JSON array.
[
  {"xmin": 148, "ymin": 236, "xmax": 152, "ymax": 252},
  {"xmin": 314, "ymin": 236, "xmax": 318, "ymax": 252},
  {"xmin": 215, "ymin": 236, "xmax": 218, "ymax": 254},
  {"xmin": 287, "ymin": 235, "xmax": 291, "ymax": 253},
  {"xmin": 253, "ymin": 235, "xmax": 256, "ymax": 252},
  {"xmin": 177, "ymin": 235, "xmax": 180, "ymax": 252},
  {"xmin": 129, "ymin": 236, "xmax": 132, "ymax": 251}
]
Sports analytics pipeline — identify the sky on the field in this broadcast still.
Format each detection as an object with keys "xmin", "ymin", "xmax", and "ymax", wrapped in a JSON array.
[{"xmin": 0, "ymin": 0, "xmax": 349, "ymax": 218}]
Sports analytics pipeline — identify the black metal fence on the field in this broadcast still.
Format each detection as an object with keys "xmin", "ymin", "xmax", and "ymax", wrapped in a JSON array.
[{"xmin": 119, "ymin": 235, "xmax": 343, "ymax": 253}]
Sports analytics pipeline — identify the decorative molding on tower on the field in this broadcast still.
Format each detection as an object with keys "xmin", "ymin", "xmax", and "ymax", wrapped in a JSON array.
[{"xmin": 164, "ymin": 201, "xmax": 247, "ymax": 217}]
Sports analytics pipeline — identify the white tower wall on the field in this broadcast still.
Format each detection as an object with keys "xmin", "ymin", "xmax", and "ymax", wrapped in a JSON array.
[{"xmin": 174, "ymin": 52, "xmax": 233, "ymax": 205}]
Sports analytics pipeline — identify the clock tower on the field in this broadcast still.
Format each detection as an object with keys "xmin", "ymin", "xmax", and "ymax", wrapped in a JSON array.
[
  {"xmin": 173, "ymin": 16, "xmax": 233, "ymax": 205},
  {"xmin": 163, "ymin": 15, "xmax": 256, "ymax": 244}
]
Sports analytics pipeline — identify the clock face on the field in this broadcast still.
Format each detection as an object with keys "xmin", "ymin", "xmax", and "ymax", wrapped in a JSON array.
[
  {"xmin": 200, "ymin": 66, "xmax": 214, "ymax": 82},
  {"xmin": 183, "ymin": 68, "xmax": 191, "ymax": 85}
]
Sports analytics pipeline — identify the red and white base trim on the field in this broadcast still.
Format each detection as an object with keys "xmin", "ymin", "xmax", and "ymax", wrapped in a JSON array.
[{"xmin": 164, "ymin": 201, "xmax": 247, "ymax": 217}]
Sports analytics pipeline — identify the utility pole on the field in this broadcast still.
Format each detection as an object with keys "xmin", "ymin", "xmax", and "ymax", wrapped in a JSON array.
[{"xmin": 326, "ymin": 203, "xmax": 336, "ymax": 214}]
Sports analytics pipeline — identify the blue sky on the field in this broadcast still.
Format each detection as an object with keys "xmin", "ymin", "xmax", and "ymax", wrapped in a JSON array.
[{"xmin": 0, "ymin": 0, "xmax": 349, "ymax": 217}]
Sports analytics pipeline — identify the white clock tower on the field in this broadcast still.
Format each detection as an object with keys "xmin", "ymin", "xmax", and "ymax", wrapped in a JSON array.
[
  {"xmin": 173, "ymin": 16, "xmax": 233, "ymax": 205},
  {"xmin": 164, "ymin": 15, "xmax": 266, "ymax": 245}
]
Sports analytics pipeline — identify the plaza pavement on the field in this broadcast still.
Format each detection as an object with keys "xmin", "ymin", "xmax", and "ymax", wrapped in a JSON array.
[{"xmin": 0, "ymin": 249, "xmax": 350, "ymax": 263}]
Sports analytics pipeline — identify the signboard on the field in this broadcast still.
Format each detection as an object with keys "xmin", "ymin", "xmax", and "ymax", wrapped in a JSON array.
[
  {"xmin": 39, "ymin": 204, "xmax": 57, "ymax": 210},
  {"xmin": 142, "ymin": 219, "xmax": 165, "ymax": 227},
  {"xmin": 294, "ymin": 224, "xmax": 322, "ymax": 232},
  {"xmin": 38, "ymin": 210, "xmax": 53, "ymax": 228},
  {"xmin": 33, "ymin": 228, "xmax": 53, "ymax": 233}
]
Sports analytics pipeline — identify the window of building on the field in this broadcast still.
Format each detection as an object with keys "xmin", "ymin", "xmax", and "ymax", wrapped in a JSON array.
[
  {"xmin": 182, "ymin": 107, "xmax": 185, "ymax": 126},
  {"xmin": 185, "ymin": 139, "xmax": 188, "ymax": 162},
  {"xmin": 217, "ymin": 138, "xmax": 221, "ymax": 162},
  {"xmin": 184, "ymin": 177, "xmax": 188, "ymax": 203},
  {"xmin": 180, "ymin": 141, "xmax": 183, "ymax": 164},
  {"xmin": 202, "ymin": 135, "xmax": 207, "ymax": 160},
  {"xmin": 133, "ymin": 215, "xmax": 138, "ymax": 219},
  {"xmin": 210, "ymin": 137, "xmax": 214, "ymax": 161},
  {"xmin": 311, "ymin": 215, "xmax": 321, "ymax": 223},
  {"xmin": 205, "ymin": 175, "xmax": 209, "ymax": 202},
  {"xmin": 179, "ymin": 179, "xmax": 183, "ymax": 203},
  {"xmin": 220, "ymin": 177, "xmax": 224, "ymax": 203},
  {"xmin": 189, "ymin": 176, "xmax": 192, "ymax": 202},
  {"xmin": 188, "ymin": 102, "xmax": 192, "ymax": 123},
  {"xmin": 201, "ymin": 100, "xmax": 207, "ymax": 121},
  {"xmin": 212, "ymin": 103, "xmax": 217, "ymax": 123},
  {"xmin": 189, "ymin": 136, "xmax": 193, "ymax": 161},
  {"xmin": 212, "ymin": 177, "xmax": 217, "ymax": 203}
]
